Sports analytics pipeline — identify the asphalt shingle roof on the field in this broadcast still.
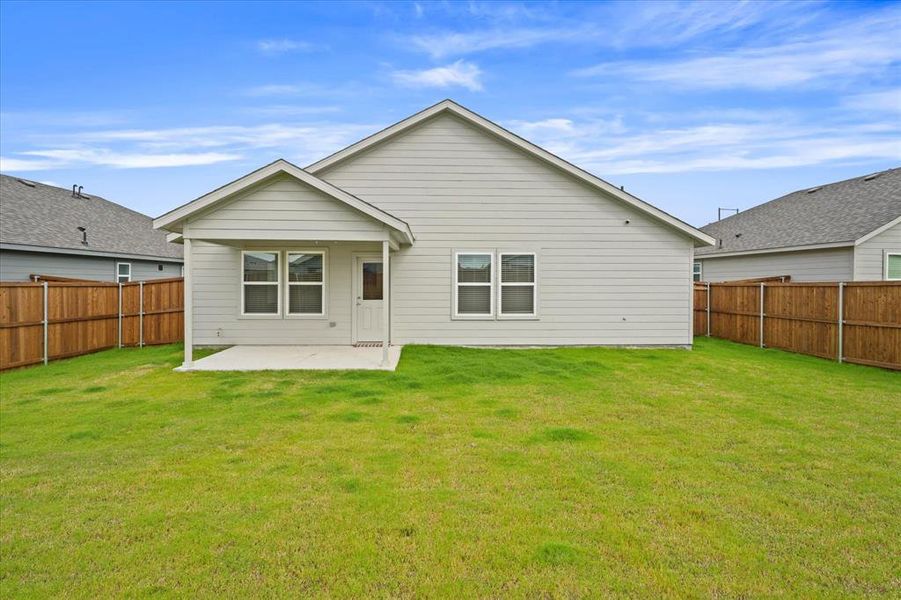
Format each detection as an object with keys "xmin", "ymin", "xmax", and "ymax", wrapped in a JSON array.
[
  {"xmin": 0, "ymin": 175, "xmax": 182, "ymax": 260},
  {"xmin": 697, "ymin": 167, "xmax": 901, "ymax": 256}
]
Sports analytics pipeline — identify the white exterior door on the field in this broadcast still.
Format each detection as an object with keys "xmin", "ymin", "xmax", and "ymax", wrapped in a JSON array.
[{"xmin": 354, "ymin": 257, "xmax": 384, "ymax": 342}]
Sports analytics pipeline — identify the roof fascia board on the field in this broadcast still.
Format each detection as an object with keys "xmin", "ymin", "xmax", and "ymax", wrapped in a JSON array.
[
  {"xmin": 696, "ymin": 241, "xmax": 855, "ymax": 259},
  {"xmin": 854, "ymin": 215, "xmax": 901, "ymax": 245},
  {"xmin": 307, "ymin": 100, "xmax": 714, "ymax": 247},
  {"xmin": 0, "ymin": 242, "xmax": 184, "ymax": 263}
]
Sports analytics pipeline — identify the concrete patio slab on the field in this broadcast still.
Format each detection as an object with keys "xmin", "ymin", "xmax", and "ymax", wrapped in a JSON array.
[{"xmin": 180, "ymin": 345, "xmax": 402, "ymax": 372}]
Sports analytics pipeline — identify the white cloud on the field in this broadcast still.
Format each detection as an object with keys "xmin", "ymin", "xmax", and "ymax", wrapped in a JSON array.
[
  {"xmin": 1, "ymin": 121, "xmax": 379, "ymax": 172},
  {"xmin": 256, "ymin": 38, "xmax": 314, "ymax": 55},
  {"xmin": 573, "ymin": 10, "xmax": 901, "ymax": 89},
  {"xmin": 504, "ymin": 111, "xmax": 901, "ymax": 176},
  {"xmin": 242, "ymin": 84, "xmax": 306, "ymax": 97},
  {"xmin": 842, "ymin": 89, "xmax": 901, "ymax": 113},
  {"xmin": 15, "ymin": 149, "xmax": 241, "ymax": 169},
  {"xmin": 409, "ymin": 28, "xmax": 582, "ymax": 59},
  {"xmin": 391, "ymin": 60, "xmax": 483, "ymax": 91}
]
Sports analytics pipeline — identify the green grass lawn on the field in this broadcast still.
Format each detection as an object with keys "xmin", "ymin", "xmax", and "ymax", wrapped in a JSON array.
[{"xmin": 1, "ymin": 339, "xmax": 898, "ymax": 598}]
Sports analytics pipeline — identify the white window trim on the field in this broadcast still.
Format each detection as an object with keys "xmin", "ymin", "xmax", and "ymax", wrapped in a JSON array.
[
  {"xmin": 285, "ymin": 249, "xmax": 328, "ymax": 319},
  {"xmin": 498, "ymin": 252, "xmax": 538, "ymax": 320},
  {"xmin": 886, "ymin": 251, "xmax": 901, "ymax": 281},
  {"xmin": 452, "ymin": 250, "xmax": 495, "ymax": 319},
  {"xmin": 116, "ymin": 262, "xmax": 131, "ymax": 283},
  {"xmin": 240, "ymin": 250, "xmax": 281, "ymax": 318},
  {"xmin": 693, "ymin": 261, "xmax": 702, "ymax": 282}
]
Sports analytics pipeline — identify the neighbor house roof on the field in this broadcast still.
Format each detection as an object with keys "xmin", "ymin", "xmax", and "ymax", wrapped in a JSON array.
[
  {"xmin": 0, "ymin": 174, "xmax": 183, "ymax": 261},
  {"xmin": 697, "ymin": 167, "xmax": 901, "ymax": 257},
  {"xmin": 307, "ymin": 99, "xmax": 715, "ymax": 247},
  {"xmin": 153, "ymin": 159, "xmax": 415, "ymax": 245}
]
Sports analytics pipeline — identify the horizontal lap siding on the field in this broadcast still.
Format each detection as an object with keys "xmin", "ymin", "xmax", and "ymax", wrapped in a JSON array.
[
  {"xmin": 698, "ymin": 247, "xmax": 854, "ymax": 282},
  {"xmin": 853, "ymin": 223, "xmax": 900, "ymax": 280},
  {"xmin": 190, "ymin": 240, "xmax": 379, "ymax": 345},
  {"xmin": 0, "ymin": 250, "xmax": 181, "ymax": 282},
  {"xmin": 319, "ymin": 113, "xmax": 693, "ymax": 346},
  {"xmin": 187, "ymin": 175, "xmax": 387, "ymax": 239}
]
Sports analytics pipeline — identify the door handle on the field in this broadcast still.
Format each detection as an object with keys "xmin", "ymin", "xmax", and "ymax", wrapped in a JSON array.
[{"xmin": 356, "ymin": 296, "xmax": 362, "ymax": 306}]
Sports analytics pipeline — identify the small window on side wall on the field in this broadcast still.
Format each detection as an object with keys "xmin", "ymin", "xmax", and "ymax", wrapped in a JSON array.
[
  {"xmin": 287, "ymin": 252, "xmax": 325, "ymax": 316},
  {"xmin": 242, "ymin": 251, "xmax": 279, "ymax": 315},
  {"xmin": 499, "ymin": 253, "xmax": 536, "ymax": 318},
  {"xmin": 116, "ymin": 262, "xmax": 131, "ymax": 283},
  {"xmin": 693, "ymin": 261, "xmax": 702, "ymax": 282},
  {"xmin": 455, "ymin": 252, "xmax": 493, "ymax": 317},
  {"xmin": 886, "ymin": 253, "xmax": 901, "ymax": 280}
]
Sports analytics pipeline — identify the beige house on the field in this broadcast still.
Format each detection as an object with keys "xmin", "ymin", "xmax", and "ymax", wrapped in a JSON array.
[
  {"xmin": 154, "ymin": 100, "xmax": 714, "ymax": 369},
  {"xmin": 695, "ymin": 168, "xmax": 901, "ymax": 283}
]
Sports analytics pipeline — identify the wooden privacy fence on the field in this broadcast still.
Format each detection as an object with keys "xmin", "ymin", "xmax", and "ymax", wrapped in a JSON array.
[
  {"xmin": 694, "ymin": 281, "xmax": 901, "ymax": 370},
  {"xmin": 0, "ymin": 278, "xmax": 183, "ymax": 370}
]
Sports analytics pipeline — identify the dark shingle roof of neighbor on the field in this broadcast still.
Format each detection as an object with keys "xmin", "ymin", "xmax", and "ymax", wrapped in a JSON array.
[
  {"xmin": 0, "ymin": 174, "xmax": 182, "ymax": 260},
  {"xmin": 697, "ymin": 167, "xmax": 901, "ymax": 256}
]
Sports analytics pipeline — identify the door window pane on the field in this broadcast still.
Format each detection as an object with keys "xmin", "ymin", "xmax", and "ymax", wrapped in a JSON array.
[{"xmin": 362, "ymin": 262, "xmax": 383, "ymax": 300}]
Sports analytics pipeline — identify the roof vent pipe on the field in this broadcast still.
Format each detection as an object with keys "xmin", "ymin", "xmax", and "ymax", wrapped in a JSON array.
[
  {"xmin": 72, "ymin": 184, "xmax": 78, "ymax": 198},
  {"xmin": 77, "ymin": 226, "xmax": 87, "ymax": 245},
  {"xmin": 77, "ymin": 185, "xmax": 84, "ymax": 198}
]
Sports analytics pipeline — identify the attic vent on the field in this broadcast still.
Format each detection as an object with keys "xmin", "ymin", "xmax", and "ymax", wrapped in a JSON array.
[
  {"xmin": 16, "ymin": 179, "xmax": 36, "ymax": 188},
  {"xmin": 863, "ymin": 172, "xmax": 881, "ymax": 181},
  {"xmin": 806, "ymin": 187, "xmax": 821, "ymax": 194}
]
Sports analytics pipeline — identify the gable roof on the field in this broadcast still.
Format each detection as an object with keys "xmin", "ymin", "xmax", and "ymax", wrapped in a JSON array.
[
  {"xmin": 307, "ymin": 99, "xmax": 714, "ymax": 247},
  {"xmin": 0, "ymin": 174, "xmax": 183, "ymax": 261},
  {"xmin": 697, "ymin": 167, "xmax": 901, "ymax": 257},
  {"xmin": 153, "ymin": 159, "xmax": 414, "ymax": 244}
]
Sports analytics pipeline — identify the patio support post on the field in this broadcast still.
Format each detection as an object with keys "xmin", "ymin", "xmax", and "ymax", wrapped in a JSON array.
[
  {"xmin": 706, "ymin": 282, "xmax": 711, "ymax": 337},
  {"xmin": 139, "ymin": 281, "xmax": 144, "ymax": 348},
  {"xmin": 837, "ymin": 282, "xmax": 844, "ymax": 363},
  {"xmin": 759, "ymin": 282, "xmax": 765, "ymax": 348},
  {"xmin": 382, "ymin": 239, "xmax": 389, "ymax": 365},
  {"xmin": 118, "ymin": 282, "xmax": 123, "ymax": 348},
  {"xmin": 183, "ymin": 237, "xmax": 193, "ymax": 368}
]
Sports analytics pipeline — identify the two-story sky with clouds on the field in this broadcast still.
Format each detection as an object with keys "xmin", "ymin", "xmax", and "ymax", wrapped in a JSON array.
[{"xmin": 1, "ymin": 0, "xmax": 898, "ymax": 226}]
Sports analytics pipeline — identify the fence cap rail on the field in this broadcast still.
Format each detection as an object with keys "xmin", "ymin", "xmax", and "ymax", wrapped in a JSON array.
[{"xmin": 1, "ymin": 277, "xmax": 184, "ymax": 288}]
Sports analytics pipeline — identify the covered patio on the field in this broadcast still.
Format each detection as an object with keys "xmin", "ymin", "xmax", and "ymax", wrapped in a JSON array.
[{"xmin": 178, "ymin": 344, "xmax": 403, "ymax": 372}]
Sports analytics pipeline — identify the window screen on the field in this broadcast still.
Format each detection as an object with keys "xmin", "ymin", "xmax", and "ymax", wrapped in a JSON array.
[
  {"xmin": 288, "ymin": 252, "xmax": 325, "ymax": 315},
  {"xmin": 242, "ymin": 251, "xmax": 279, "ymax": 314},
  {"xmin": 456, "ymin": 253, "xmax": 492, "ymax": 315},
  {"xmin": 500, "ymin": 254, "xmax": 535, "ymax": 316}
]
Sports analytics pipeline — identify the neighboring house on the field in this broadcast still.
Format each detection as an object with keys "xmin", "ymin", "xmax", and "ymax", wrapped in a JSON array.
[
  {"xmin": 154, "ymin": 100, "xmax": 714, "ymax": 368},
  {"xmin": 695, "ymin": 168, "xmax": 901, "ymax": 282},
  {"xmin": 0, "ymin": 175, "xmax": 183, "ymax": 281}
]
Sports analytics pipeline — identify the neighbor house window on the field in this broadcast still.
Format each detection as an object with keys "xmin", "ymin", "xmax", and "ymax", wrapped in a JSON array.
[
  {"xmin": 242, "ymin": 251, "xmax": 279, "ymax": 315},
  {"xmin": 886, "ymin": 253, "xmax": 901, "ymax": 280},
  {"xmin": 116, "ymin": 262, "xmax": 131, "ymax": 283},
  {"xmin": 287, "ymin": 251, "xmax": 326, "ymax": 316},
  {"xmin": 693, "ymin": 261, "xmax": 702, "ymax": 282},
  {"xmin": 455, "ymin": 252, "xmax": 493, "ymax": 317},
  {"xmin": 499, "ymin": 253, "xmax": 536, "ymax": 317}
]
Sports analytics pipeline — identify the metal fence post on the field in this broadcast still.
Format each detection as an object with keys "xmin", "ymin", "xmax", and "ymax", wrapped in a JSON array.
[
  {"xmin": 139, "ymin": 281, "xmax": 144, "ymax": 348},
  {"xmin": 42, "ymin": 281, "xmax": 49, "ymax": 365},
  {"xmin": 837, "ymin": 282, "xmax": 844, "ymax": 363},
  {"xmin": 118, "ymin": 282, "xmax": 123, "ymax": 349},
  {"xmin": 759, "ymin": 282, "xmax": 765, "ymax": 348},
  {"xmin": 706, "ymin": 282, "xmax": 711, "ymax": 337}
]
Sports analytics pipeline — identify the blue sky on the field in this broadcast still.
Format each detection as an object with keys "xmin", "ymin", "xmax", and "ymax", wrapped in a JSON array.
[{"xmin": 1, "ymin": 0, "xmax": 898, "ymax": 226}]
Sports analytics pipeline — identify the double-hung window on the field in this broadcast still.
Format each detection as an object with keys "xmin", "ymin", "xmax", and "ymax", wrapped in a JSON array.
[
  {"xmin": 499, "ymin": 253, "xmax": 536, "ymax": 317},
  {"xmin": 116, "ymin": 262, "xmax": 131, "ymax": 283},
  {"xmin": 242, "ymin": 251, "xmax": 279, "ymax": 315},
  {"xmin": 693, "ymin": 261, "xmax": 702, "ymax": 282},
  {"xmin": 287, "ymin": 251, "xmax": 326, "ymax": 316},
  {"xmin": 886, "ymin": 253, "xmax": 901, "ymax": 280},
  {"xmin": 455, "ymin": 252, "xmax": 493, "ymax": 317}
]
